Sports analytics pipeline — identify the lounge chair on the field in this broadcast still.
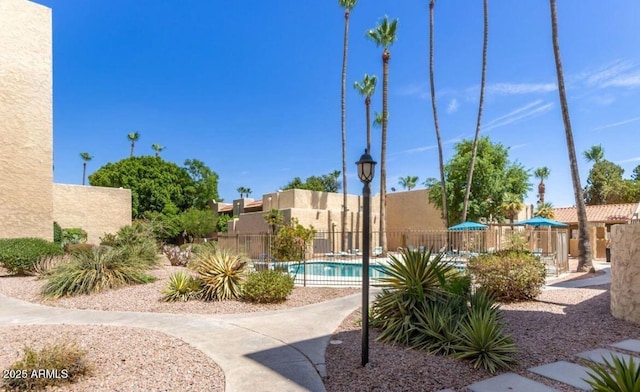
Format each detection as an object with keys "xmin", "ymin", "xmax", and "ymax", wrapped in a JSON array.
[{"xmin": 373, "ymin": 246, "xmax": 383, "ymax": 257}]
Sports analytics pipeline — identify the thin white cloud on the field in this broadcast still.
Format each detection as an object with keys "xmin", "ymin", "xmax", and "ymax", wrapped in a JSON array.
[
  {"xmin": 485, "ymin": 82, "xmax": 556, "ymax": 95},
  {"xmin": 592, "ymin": 116, "xmax": 640, "ymax": 131},
  {"xmin": 484, "ymin": 101, "xmax": 554, "ymax": 132},
  {"xmin": 396, "ymin": 135, "xmax": 462, "ymax": 155},
  {"xmin": 603, "ymin": 72, "xmax": 640, "ymax": 88},
  {"xmin": 584, "ymin": 60, "xmax": 636, "ymax": 86},
  {"xmin": 396, "ymin": 83, "xmax": 429, "ymax": 99},
  {"xmin": 509, "ymin": 143, "xmax": 528, "ymax": 150},
  {"xmin": 447, "ymin": 98, "xmax": 459, "ymax": 114},
  {"xmin": 617, "ymin": 156, "xmax": 640, "ymax": 164}
]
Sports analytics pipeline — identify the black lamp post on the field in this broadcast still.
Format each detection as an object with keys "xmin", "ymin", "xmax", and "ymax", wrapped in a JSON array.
[{"xmin": 356, "ymin": 149, "xmax": 376, "ymax": 366}]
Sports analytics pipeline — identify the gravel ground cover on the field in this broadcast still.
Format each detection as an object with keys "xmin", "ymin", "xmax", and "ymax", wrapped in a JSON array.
[
  {"xmin": 324, "ymin": 283, "xmax": 640, "ymax": 392},
  {"xmin": 0, "ymin": 257, "xmax": 358, "ymax": 391}
]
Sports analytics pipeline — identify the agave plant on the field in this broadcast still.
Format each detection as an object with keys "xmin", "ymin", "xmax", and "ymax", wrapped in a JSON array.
[
  {"xmin": 410, "ymin": 297, "xmax": 466, "ymax": 355},
  {"xmin": 584, "ymin": 354, "xmax": 640, "ymax": 392},
  {"xmin": 189, "ymin": 248, "xmax": 248, "ymax": 301},
  {"xmin": 162, "ymin": 271, "xmax": 201, "ymax": 302}
]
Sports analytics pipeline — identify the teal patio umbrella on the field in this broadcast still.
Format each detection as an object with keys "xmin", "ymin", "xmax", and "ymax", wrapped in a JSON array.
[
  {"xmin": 514, "ymin": 216, "xmax": 567, "ymax": 227},
  {"xmin": 448, "ymin": 221, "xmax": 488, "ymax": 230}
]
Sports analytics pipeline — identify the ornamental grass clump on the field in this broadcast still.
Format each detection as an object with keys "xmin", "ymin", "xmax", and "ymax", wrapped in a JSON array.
[
  {"xmin": 41, "ymin": 246, "xmax": 156, "ymax": 299},
  {"xmin": 371, "ymin": 248, "xmax": 518, "ymax": 373},
  {"xmin": 189, "ymin": 248, "xmax": 247, "ymax": 301},
  {"xmin": 2, "ymin": 341, "xmax": 93, "ymax": 391},
  {"xmin": 467, "ymin": 250, "xmax": 546, "ymax": 302},
  {"xmin": 242, "ymin": 270, "xmax": 294, "ymax": 303}
]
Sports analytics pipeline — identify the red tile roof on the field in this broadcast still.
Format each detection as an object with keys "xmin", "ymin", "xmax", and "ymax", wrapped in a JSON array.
[{"xmin": 553, "ymin": 203, "xmax": 639, "ymax": 224}]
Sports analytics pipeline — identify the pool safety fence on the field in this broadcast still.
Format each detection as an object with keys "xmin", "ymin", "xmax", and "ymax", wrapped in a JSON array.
[{"xmin": 217, "ymin": 227, "xmax": 569, "ymax": 285}]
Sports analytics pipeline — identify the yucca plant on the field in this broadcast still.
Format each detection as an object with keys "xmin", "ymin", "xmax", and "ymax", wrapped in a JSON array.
[
  {"xmin": 584, "ymin": 354, "xmax": 640, "ymax": 392},
  {"xmin": 371, "ymin": 248, "xmax": 453, "ymax": 344},
  {"xmin": 161, "ymin": 271, "xmax": 201, "ymax": 302},
  {"xmin": 189, "ymin": 248, "xmax": 248, "ymax": 301},
  {"xmin": 41, "ymin": 247, "xmax": 156, "ymax": 299},
  {"xmin": 451, "ymin": 292, "xmax": 518, "ymax": 373},
  {"xmin": 118, "ymin": 240, "xmax": 159, "ymax": 268}
]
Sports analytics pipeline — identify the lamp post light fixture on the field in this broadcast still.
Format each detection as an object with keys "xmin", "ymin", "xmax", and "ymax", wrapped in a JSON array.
[{"xmin": 356, "ymin": 149, "xmax": 376, "ymax": 366}]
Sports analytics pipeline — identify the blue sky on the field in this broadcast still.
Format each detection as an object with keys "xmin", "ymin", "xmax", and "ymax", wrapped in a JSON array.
[{"xmin": 38, "ymin": 0, "xmax": 640, "ymax": 209}]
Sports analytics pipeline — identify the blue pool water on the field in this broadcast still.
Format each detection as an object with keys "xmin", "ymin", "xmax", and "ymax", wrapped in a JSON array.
[{"xmin": 287, "ymin": 261, "xmax": 389, "ymax": 278}]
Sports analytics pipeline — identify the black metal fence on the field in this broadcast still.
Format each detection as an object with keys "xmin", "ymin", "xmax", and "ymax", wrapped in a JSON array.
[{"xmin": 217, "ymin": 227, "xmax": 569, "ymax": 285}]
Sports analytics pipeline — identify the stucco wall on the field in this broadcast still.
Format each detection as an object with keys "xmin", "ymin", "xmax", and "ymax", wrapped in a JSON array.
[
  {"xmin": 610, "ymin": 223, "xmax": 640, "ymax": 325},
  {"xmin": 0, "ymin": 0, "xmax": 53, "ymax": 240},
  {"xmin": 53, "ymin": 184, "xmax": 132, "ymax": 244},
  {"xmin": 386, "ymin": 189, "xmax": 446, "ymax": 231}
]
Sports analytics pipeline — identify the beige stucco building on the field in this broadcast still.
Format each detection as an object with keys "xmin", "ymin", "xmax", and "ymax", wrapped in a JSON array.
[{"xmin": 0, "ymin": 0, "xmax": 131, "ymax": 243}]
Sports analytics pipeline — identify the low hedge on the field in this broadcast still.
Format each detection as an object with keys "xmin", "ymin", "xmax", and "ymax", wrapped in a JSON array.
[
  {"xmin": 467, "ymin": 250, "xmax": 546, "ymax": 302},
  {"xmin": 242, "ymin": 270, "xmax": 294, "ymax": 303},
  {"xmin": 0, "ymin": 238, "xmax": 64, "ymax": 275}
]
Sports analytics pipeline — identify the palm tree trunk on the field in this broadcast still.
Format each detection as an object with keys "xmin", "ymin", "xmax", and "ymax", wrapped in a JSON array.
[
  {"xmin": 130, "ymin": 142, "xmax": 134, "ymax": 157},
  {"xmin": 462, "ymin": 0, "xmax": 488, "ymax": 223},
  {"xmin": 429, "ymin": 0, "xmax": 449, "ymax": 227},
  {"xmin": 379, "ymin": 50, "xmax": 390, "ymax": 253},
  {"xmin": 82, "ymin": 162, "xmax": 87, "ymax": 186},
  {"xmin": 340, "ymin": 9, "xmax": 350, "ymax": 252},
  {"xmin": 365, "ymin": 97, "xmax": 371, "ymax": 152},
  {"xmin": 550, "ymin": 0, "xmax": 593, "ymax": 272}
]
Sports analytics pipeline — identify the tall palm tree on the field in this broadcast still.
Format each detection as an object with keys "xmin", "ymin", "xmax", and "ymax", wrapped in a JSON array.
[
  {"xmin": 368, "ymin": 16, "xmax": 398, "ymax": 253},
  {"xmin": 151, "ymin": 143, "xmax": 164, "ymax": 157},
  {"xmin": 398, "ymin": 176, "xmax": 419, "ymax": 190},
  {"xmin": 462, "ymin": 0, "xmax": 489, "ymax": 223},
  {"xmin": 339, "ymin": 0, "xmax": 357, "ymax": 252},
  {"xmin": 583, "ymin": 144, "xmax": 604, "ymax": 163},
  {"xmin": 353, "ymin": 74, "xmax": 377, "ymax": 152},
  {"xmin": 127, "ymin": 132, "xmax": 140, "ymax": 157},
  {"xmin": 237, "ymin": 187, "xmax": 247, "ymax": 198},
  {"xmin": 500, "ymin": 192, "xmax": 523, "ymax": 227},
  {"xmin": 428, "ymin": 1, "xmax": 449, "ymax": 228},
  {"xmin": 549, "ymin": 0, "xmax": 593, "ymax": 272},
  {"xmin": 534, "ymin": 166, "xmax": 550, "ymax": 205},
  {"xmin": 80, "ymin": 152, "xmax": 92, "ymax": 186}
]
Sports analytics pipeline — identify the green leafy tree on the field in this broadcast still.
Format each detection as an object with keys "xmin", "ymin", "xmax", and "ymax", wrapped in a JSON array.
[
  {"xmin": 215, "ymin": 214, "xmax": 234, "ymax": 233},
  {"xmin": 428, "ymin": 1, "xmax": 449, "ymax": 228},
  {"xmin": 151, "ymin": 143, "xmax": 164, "ymax": 157},
  {"xmin": 584, "ymin": 160, "xmax": 636, "ymax": 205},
  {"xmin": 549, "ymin": 0, "xmax": 592, "ymax": 271},
  {"xmin": 533, "ymin": 166, "xmax": 550, "ymax": 205},
  {"xmin": 272, "ymin": 218, "xmax": 316, "ymax": 261},
  {"xmin": 462, "ymin": 0, "xmax": 489, "ymax": 223},
  {"xmin": 184, "ymin": 159, "xmax": 220, "ymax": 209},
  {"xmin": 178, "ymin": 209, "xmax": 217, "ymax": 242},
  {"xmin": 398, "ymin": 175, "xmax": 419, "ymax": 190},
  {"xmin": 353, "ymin": 73, "xmax": 377, "ymax": 151},
  {"xmin": 89, "ymin": 156, "xmax": 216, "ymax": 218},
  {"xmin": 427, "ymin": 136, "xmax": 531, "ymax": 225},
  {"xmin": 127, "ymin": 132, "xmax": 140, "ymax": 157},
  {"xmin": 283, "ymin": 171, "xmax": 341, "ymax": 193},
  {"xmin": 80, "ymin": 152, "xmax": 92, "ymax": 186},
  {"xmin": 368, "ymin": 15, "xmax": 398, "ymax": 253}
]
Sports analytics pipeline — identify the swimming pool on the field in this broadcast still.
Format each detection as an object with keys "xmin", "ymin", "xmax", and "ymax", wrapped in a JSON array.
[{"xmin": 252, "ymin": 260, "xmax": 390, "ymax": 286}]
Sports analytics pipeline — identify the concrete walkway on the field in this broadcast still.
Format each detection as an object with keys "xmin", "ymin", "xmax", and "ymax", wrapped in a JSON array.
[
  {"xmin": 0, "ymin": 291, "xmax": 367, "ymax": 392},
  {"xmin": 0, "ymin": 261, "xmax": 616, "ymax": 392}
]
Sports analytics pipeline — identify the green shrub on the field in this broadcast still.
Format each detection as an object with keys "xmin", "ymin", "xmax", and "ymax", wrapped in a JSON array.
[
  {"xmin": 584, "ymin": 354, "xmax": 640, "ymax": 392},
  {"xmin": 99, "ymin": 232, "xmax": 118, "ymax": 246},
  {"xmin": 0, "ymin": 238, "xmax": 64, "ymax": 275},
  {"xmin": 118, "ymin": 241, "xmax": 160, "ymax": 268},
  {"xmin": 61, "ymin": 228, "xmax": 87, "ymax": 248},
  {"xmin": 53, "ymin": 222, "xmax": 62, "ymax": 245},
  {"xmin": 271, "ymin": 218, "xmax": 315, "ymax": 261},
  {"xmin": 467, "ymin": 250, "xmax": 546, "ymax": 302},
  {"xmin": 2, "ymin": 341, "xmax": 93, "ymax": 391},
  {"xmin": 162, "ymin": 271, "xmax": 201, "ymax": 302},
  {"xmin": 243, "ymin": 270, "xmax": 294, "ymax": 303},
  {"xmin": 190, "ymin": 249, "xmax": 247, "ymax": 301},
  {"xmin": 41, "ymin": 247, "xmax": 156, "ymax": 298}
]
